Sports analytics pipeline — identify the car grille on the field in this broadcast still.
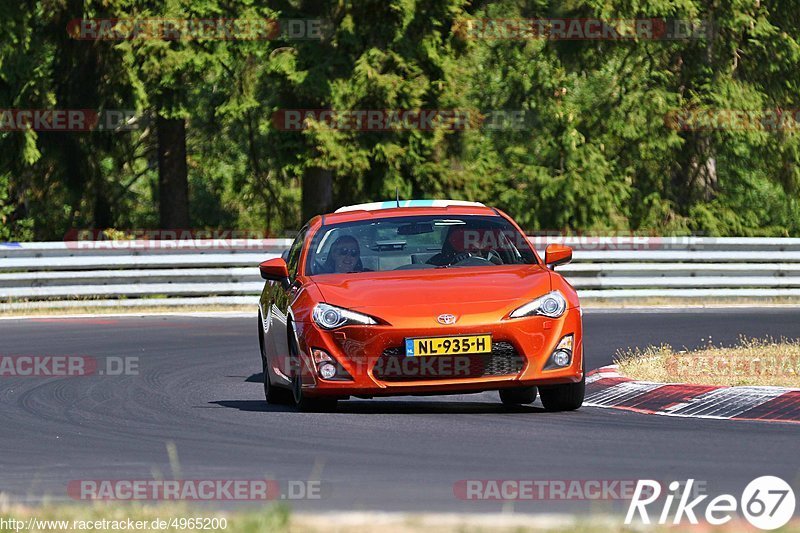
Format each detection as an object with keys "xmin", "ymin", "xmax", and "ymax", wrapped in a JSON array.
[{"xmin": 373, "ymin": 341, "xmax": 525, "ymax": 381}]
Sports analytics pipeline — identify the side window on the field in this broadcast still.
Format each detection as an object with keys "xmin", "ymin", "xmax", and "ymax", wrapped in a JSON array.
[{"xmin": 286, "ymin": 225, "xmax": 309, "ymax": 279}]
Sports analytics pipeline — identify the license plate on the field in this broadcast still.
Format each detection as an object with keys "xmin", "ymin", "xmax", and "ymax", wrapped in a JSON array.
[{"xmin": 404, "ymin": 334, "xmax": 492, "ymax": 357}]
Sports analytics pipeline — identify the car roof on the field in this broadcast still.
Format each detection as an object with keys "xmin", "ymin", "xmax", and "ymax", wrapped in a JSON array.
[
  {"xmin": 335, "ymin": 199, "xmax": 485, "ymax": 213},
  {"xmin": 319, "ymin": 202, "xmax": 499, "ymax": 225}
]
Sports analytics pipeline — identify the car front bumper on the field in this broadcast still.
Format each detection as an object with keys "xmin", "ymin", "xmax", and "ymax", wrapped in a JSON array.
[{"xmin": 292, "ymin": 307, "xmax": 583, "ymax": 398}]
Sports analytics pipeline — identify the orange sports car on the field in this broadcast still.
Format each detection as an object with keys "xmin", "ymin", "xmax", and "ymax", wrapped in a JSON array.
[{"xmin": 257, "ymin": 200, "xmax": 583, "ymax": 411}]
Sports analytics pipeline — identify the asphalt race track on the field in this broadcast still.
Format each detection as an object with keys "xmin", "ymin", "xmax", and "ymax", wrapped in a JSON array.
[{"xmin": 0, "ymin": 309, "xmax": 798, "ymax": 513}]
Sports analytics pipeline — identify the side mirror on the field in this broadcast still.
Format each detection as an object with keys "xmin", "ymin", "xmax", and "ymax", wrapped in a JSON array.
[
  {"xmin": 545, "ymin": 244, "xmax": 572, "ymax": 269},
  {"xmin": 259, "ymin": 257, "xmax": 289, "ymax": 281}
]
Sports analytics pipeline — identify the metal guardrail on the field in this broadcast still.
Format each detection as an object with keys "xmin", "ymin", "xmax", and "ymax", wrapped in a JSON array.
[{"xmin": 1, "ymin": 237, "xmax": 799, "ymax": 308}]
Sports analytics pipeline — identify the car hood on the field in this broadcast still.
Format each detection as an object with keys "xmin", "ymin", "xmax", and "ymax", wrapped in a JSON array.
[{"xmin": 311, "ymin": 265, "xmax": 552, "ymax": 324}]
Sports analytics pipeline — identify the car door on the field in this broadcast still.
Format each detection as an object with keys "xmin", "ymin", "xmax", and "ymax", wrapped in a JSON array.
[{"xmin": 268, "ymin": 224, "xmax": 309, "ymax": 381}]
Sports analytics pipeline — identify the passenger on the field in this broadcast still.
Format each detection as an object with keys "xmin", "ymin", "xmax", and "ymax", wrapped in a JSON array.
[{"xmin": 323, "ymin": 235, "xmax": 364, "ymax": 273}]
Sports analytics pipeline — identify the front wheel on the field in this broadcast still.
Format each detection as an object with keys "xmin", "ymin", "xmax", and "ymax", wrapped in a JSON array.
[
  {"xmin": 292, "ymin": 374, "xmax": 338, "ymax": 412},
  {"xmin": 288, "ymin": 320, "xmax": 338, "ymax": 413},
  {"xmin": 538, "ymin": 375, "xmax": 585, "ymax": 412}
]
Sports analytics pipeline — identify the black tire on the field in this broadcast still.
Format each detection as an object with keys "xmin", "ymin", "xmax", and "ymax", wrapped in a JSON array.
[
  {"xmin": 259, "ymin": 312, "xmax": 293, "ymax": 405},
  {"xmin": 292, "ymin": 374, "xmax": 338, "ymax": 412},
  {"xmin": 499, "ymin": 386, "xmax": 538, "ymax": 405},
  {"xmin": 538, "ymin": 374, "xmax": 585, "ymax": 412},
  {"xmin": 263, "ymin": 358, "xmax": 294, "ymax": 405},
  {"xmin": 287, "ymin": 320, "xmax": 338, "ymax": 413}
]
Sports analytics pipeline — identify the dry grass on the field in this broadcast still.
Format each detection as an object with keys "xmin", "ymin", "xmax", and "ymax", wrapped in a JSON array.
[{"xmin": 615, "ymin": 336, "xmax": 800, "ymax": 387}]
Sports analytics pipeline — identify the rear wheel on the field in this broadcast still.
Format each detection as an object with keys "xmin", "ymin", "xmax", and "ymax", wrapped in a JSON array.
[
  {"xmin": 288, "ymin": 320, "xmax": 338, "ymax": 413},
  {"xmin": 538, "ymin": 375, "xmax": 585, "ymax": 412},
  {"xmin": 499, "ymin": 386, "xmax": 538, "ymax": 405},
  {"xmin": 259, "ymin": 312, "xmax": 293, "ymax": 405}
]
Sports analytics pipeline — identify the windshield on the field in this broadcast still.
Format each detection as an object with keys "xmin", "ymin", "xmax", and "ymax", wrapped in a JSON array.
[{"xmin": 305, "ymin": 215, "xmax": 537, "ymax": 275}]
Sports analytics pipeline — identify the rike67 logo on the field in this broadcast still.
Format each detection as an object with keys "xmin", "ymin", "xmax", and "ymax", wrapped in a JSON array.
[{"xmin": 626, "ymin": 476, "xmax": 796, "ymax": 530}]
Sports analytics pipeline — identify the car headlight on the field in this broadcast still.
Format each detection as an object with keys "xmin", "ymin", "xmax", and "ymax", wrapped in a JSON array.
[
  {"xmin": 509, "ymin": 291, "xmax": 567, "ymax": 319},
  {"xmin": 312, "ymin": 303, "xmax": 378, "ymax": 329}
]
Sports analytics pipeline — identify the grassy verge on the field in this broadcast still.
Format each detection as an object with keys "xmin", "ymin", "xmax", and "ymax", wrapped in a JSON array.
[
  {"xmin": 2, "ymin": 504, "xmax": 796, "ymax": 533},
  {"xmin": 615, "ymin": 336, "xmax": 800, "ymax": 387}
]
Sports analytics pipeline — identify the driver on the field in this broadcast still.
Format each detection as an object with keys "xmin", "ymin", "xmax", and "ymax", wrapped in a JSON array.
[
  {"xmin": 322, "ymin": 235, "xmax": 364, "ymax": 273},
  {"xmin": 427, "ymin": 227, "xmax": 501, "ymax": 267}
]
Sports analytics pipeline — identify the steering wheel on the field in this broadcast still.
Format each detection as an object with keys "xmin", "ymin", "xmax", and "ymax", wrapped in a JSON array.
[
  {"xmin": 452, "ymin": 252, "xmax": 492, "ymax": 266},
  {"xmin": 486, "ymin": 250, "xmax": 503, "ymax": 265},
  {"xmin": 452, "ymin": 250, "xmax": 503, "ymax": 265}
]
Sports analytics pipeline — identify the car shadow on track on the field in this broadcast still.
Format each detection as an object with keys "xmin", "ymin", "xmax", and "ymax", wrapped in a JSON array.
[
  {"xmin": 209, "ymin": 399, "xmax": 547, "ymax": 415},
  {"xmin": 232, "ymin": 372, "xmax": 551, "ymax": 414},
  {"xmin": 333, "ymin": 401, "xmax": 546, "ymax": 414},
  {"xmin": 210, "ymin": 400, "xmax": 294, "ymax": 412}
]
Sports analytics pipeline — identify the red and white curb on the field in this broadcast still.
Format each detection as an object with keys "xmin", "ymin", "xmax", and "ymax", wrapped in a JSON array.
[{"xmin": 585, "ymin": 366, "xmax": 800, "ymax": 423}]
